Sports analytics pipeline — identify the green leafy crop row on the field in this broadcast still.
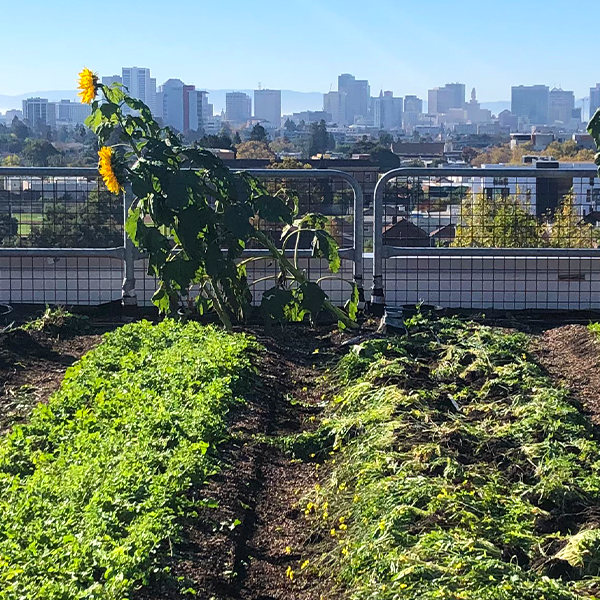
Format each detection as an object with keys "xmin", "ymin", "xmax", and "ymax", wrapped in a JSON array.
[
  {"xmin": 0, "ymin": 320, "xmax": 255, "ymax": 599},
  {"xmin": 302, "ymin": 317, "xmax": 600, "ymax": 599}
]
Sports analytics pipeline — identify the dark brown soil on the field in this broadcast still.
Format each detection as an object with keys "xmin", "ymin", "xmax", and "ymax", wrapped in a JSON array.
[
  {"xmin": 135, "ymin": 324, "xmax": 348, "ymax": 600},
  {"xmin": 534, "ymin": 324, "xmax": 600, "ymax": 425},
  {"xmin": 0, "ymin": 326, "xmax": 103, "ymax": 433}
]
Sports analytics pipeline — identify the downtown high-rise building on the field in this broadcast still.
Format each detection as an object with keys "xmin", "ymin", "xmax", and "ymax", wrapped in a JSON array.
[
  {"xmin": 254, "ymin": 89, "xmax": 281, "ymax": 127},
  {"xmin": 590, "ymin": 84, "xmax": 600, "ymax": 120},
  {"xmin": 511, "ymin": 85, "xmax": 549, "ymax": 125},
  {"xmin": 22, "ymin": 97, "xmax": 49, "ymax": 129},
  {"xmin": 428, "ymin": 83, "xmax": 465, "ymax": 114},
  {"xmin": 373, "ymin": 91, "xmax": 403, "ymax": 130},
  {"xmin": 226, "ymin": 92, "xmax": 252, "ymax": 124},
  {"xmin": 338, "ymin": 74, "xmax": 370, "ymax": 125},
  {"xmin": 323, "ymin": 91, "xmax": 347, "ymax": 125},
  {"xmin": 122, "ymin": 67, "xmax": 157, "ymax": 114},
  {"xmin": 155, "ymin": 79, "xmax": 211, "ymax": 133},
  {"xmin": 548, "ymin": 88, "xmax": 575, "ymax": 125}
]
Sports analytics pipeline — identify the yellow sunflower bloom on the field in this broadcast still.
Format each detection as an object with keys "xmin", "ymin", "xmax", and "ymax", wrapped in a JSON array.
[
  {"xmin": 98, "ymin": 147, "xmax": 122, "ymax": 195},
  {"xmin": 78, "ymin": 68, "xmax": 98, "ymax": 104}
]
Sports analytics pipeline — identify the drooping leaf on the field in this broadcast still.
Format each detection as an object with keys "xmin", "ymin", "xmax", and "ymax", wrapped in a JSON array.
[
  {"xmin": 299, "ymin": 281, "xmax": 327, "ymax": 318},
  {"xmin": 311, "ymin": 230, "xmax": 341, "ymax": 273},
  {"xmin": 260, "ymin": 287, "xmax": 294, "ymax": 324},
  {"xmin": 344, "ymin": 283, "xmax": 360, "ymax": 321},
  {"xmin": 254, "ymin": 195, "xmax": 293, "ymax": 224},
  {"xmin": 223, "ymin": 204, "xmax": 255, "ymax": 239}
]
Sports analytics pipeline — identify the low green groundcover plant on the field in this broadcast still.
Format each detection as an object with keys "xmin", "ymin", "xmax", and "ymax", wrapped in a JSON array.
[
  {"xmin": 299, "ymin": 316, "xmax": 600, "ymax": 599},
  {"xmin": 0, "ymin": 320, "xmax": 255, "ymax": 599}
]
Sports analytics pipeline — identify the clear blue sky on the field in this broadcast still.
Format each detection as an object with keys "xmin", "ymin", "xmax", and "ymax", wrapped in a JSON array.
[{"xmin": 0, "ymin": 0, "xmax": 595, "ymax": 100}]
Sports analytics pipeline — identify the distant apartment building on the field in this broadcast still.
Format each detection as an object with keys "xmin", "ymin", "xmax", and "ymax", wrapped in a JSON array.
[
  {"xmin": 50, "ymin": 100, "xmax": 91, "ymax": 127},
  {"xmin": 428, "ymin": 83, "xmax": 465, "ymax": 114},
  {"xmin": 590, "ymin": 84, "xmax": 600, "ymax": 119},
  {"xmin": 373, "ymin": 91, "xmax": 403, "ymax": 130},
  {"xmin": 323, "ymin": 91, "xmax": 347, "ymax": 125},
  {"xmin": 156, "ymin": 79, "xmax": 211, "ymax": 133},
  {"xmin": 465, "ymin": 88, "xmax": 492, "ymax": 124},
  {"xmin": 289, "ymin": 110, "xmax": 331, "ymax": 124},
  {"xmin": 548, "ymin": 88, "xmax": 575, "ymax": 125},
  {"xmin": 254, "ymin": 89, "xmax": 281, "ymax": 127},
  {"xmin": 225, "ymin": 92, "xmax": 252, "ymax": 124},
  {"xmin": 101, "ymin": 75, "xmax": 123, "ymax": 87},
  {"xmin": 338, "ymin": 73, "xmax": 370, "ymax": 124},
  {"xmin": 511, "ymin": 85, "xmax": 549, "ymax": 126},
  {"xmin": 122, "ymin": 67, "xmax": 156, "ymax": 114},
  {"xmin": 22, "ymin": 97, "xmax": 49, "ymax": 129},
  {"xmin": 403, "ymin": 95, "xmax": 423, "ymax": 130},
  {"xmin": 3, "ymin": 109, "xmax": 23, "ymax": 123}
]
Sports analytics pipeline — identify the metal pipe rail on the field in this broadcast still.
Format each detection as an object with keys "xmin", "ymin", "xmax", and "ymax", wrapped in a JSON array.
[
  {"xmin": 371, "ymin": 166, "xmax": 600, "ymax": 311},
  {"xmin": 0, "ymin": 167, "xmax": 364, "ymax": 306}
]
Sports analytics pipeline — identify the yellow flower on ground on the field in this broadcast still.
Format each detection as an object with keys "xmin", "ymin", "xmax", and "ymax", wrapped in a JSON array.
[
  {"xmin": 301, "ymin": 559, "xmax": 310, "ymax": 570},
  {"xmin": 77, "ymin": 68, "xmax": 98, "ymax": 104},
  {"xmin": 286, "ymin": 566, "xmax": 294, "ymax": 581},
  {"xmin": 98, "ymin": 147, "xmax": 122, "ymax": 195}
]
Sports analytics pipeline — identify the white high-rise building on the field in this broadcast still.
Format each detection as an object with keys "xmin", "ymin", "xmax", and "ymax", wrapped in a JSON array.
[
  {"xmin": 226, "ymin": 92, "xmax": 251, "ymax": 124},
  {"xmin": 122, "ymin": 67, "xmax": 156, "ymax": 114},
  {"xmin": 156, "ymin": 79, "xmax": 212, "ymax": 133},
  {"xmin": 254, "ymin": 89, "xmax": 281, "ymax": 127},
  {"xmin": 22, "ymin": 97, "xmax": 49, "ymax": 129}
]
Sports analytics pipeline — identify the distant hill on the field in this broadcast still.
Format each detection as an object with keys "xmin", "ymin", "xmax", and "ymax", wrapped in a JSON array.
[{"xmin": 0, "ymin": 89, "xmax": 324, "ymax": 116}]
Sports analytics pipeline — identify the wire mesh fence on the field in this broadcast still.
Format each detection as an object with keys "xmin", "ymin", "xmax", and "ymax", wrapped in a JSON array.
[
  {"xmin": 0, "ymin": 168, "xmax": 362, "ymax": 308},
  {"xmin": 373, "ymin": 166, "xmax": 600, "ymax": 310}
]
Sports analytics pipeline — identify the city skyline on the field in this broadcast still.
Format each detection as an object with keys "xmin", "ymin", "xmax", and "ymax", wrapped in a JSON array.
[{"xmin": 1, "ymin": 0, "xmax": 596, "ymax": 103}]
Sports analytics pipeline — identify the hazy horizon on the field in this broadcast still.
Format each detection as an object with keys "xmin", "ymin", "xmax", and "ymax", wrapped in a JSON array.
[{"xmin": 1, "ymin": 0, "xmax": 596, "ymax": 108}]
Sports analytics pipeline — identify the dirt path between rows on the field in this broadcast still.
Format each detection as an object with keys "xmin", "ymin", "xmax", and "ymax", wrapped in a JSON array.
[
  {"xmin": 534, "ymin": 324, "xmax": 600, "ymax": 425},
  {"xmin": 135, "ymin": 324, "xmax": 345, "ymax": 600},
  {"xmin": 0, "ymin": 327, "xmax": 103, "ymax": 434}
]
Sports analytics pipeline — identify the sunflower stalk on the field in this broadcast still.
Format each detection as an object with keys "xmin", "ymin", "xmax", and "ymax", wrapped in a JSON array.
[{"xmin": 78, "ymin": 68, "xmax": 359, "ymax": 329}]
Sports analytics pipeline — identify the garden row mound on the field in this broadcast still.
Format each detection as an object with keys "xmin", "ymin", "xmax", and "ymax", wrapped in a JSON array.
[
  {"xmin": 292, "ymin": 316, "xmax": 600, "ymax": 599},
  {"xmin": 0, "ymin": 320, "xmax": 255, "ymax": 600}
]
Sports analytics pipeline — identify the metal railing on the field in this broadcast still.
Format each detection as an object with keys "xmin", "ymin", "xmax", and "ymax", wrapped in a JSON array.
[
  {"xmin": 371, "ymin": 166, "xmax": 600, "ymax": 311},
  {"xmin": 0, "ymin": 167, "xmax": 364, "ymax": 307}
]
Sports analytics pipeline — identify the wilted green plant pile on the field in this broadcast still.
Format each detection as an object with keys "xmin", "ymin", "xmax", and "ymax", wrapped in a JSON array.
[
  {"xmin": 0, "ymin": 320, "xmax": 255, "ymax": 599},
  {"xmin": 302, "ymin": 316, "xmax": 600, "ymax": 599}
]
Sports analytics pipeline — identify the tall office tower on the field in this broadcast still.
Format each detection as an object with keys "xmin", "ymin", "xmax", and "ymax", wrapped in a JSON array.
[
  {"xmin": 548, "ymin": 88, "xmax": 575, "ymax": 124},
  {"xmin": 373, "ymin": 91, "xmax": 403, "ymax": 130},
  {"xmin": 511, "ymin": 85, "xmax": 549, "ymax": 125},
  {"xmin": 428, "ymin": 83, "xmax": 465, "ymax": 114},
  {"xmin": 122, "ymin": 67, "xmax": 156, "ymax": 114},
  {"xmin": 254, "ymin": 89, "xmax": 282, "ymax": 127},
  {"xmin": 323, "ymin": 91, "xmax": 347, "ymax": 125},
  {"xmin": 338, "ymin": 73, "xmax": 370, "ymax": 124},
  {"xmin": 22, "ymin": 97, "xmax": 49, "ymax": 129},
  {"xmin": 226, "ymin": 92, "xmax": 252, "ymax": 124}
]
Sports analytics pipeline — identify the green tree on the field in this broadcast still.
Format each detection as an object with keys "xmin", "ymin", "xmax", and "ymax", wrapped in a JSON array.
[
  {"xmin": 0, "ymin": 212, "xmax": 18, "ymax": 245},
  {"xmin": 544, "ymin": 192, "xmax": 594, "ymax": 248},
  {"xmin": 308, "ymin": 120, "xmax": 333, "ymax": 156},
  {"xmin": 453, "ymin": 191, "xmax": 541, "ymax": 248},
  {"xmin": 22, "ymin": 139, "xmax": 60, "ymax": 166},
  {"xmin": 249, "ymin": 123, "xmax": 268, "ymax": 142},
  {"xmin": 284, "ymin": 118, "xmax": 297, "ymax": 133},
  {"xmin": 11, "ymin": 117, "xmax": 29, "ymax": 140},
  {"xmin": 1, "ymin": 154, "xmax": 21, "ymax": 166},
  {"xmin": 235, "ymin": 140, "xmax": 276, "ymax": 160}
]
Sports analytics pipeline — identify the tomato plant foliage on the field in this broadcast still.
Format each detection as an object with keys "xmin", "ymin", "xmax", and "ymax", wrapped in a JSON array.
[{"xmin": 86, "ymin": 82, "xmax": 357, "ymax": 329}]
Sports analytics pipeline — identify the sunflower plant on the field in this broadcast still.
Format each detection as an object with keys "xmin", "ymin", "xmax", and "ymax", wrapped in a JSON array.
[{"xmin": 78, "ymin": 68, "xmax": 358, "ymax": 330}]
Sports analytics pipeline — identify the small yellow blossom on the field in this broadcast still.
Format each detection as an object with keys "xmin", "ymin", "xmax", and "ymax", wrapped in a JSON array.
[
  {"xmin": 341, "ymin": 547, "xmax": 349, "ymax": 556},
  {"xmin": 339, "ymin": 524, "xmax": 348, "ymax": 531},
  {"xmin": 77, "ymin": 68, "xmax": 98, "ymax": 104},
  {"xmin": 301, "ymin": 559, "xmax": 310, "ymax": 570},
  {"xmin": 286, "ymin": 566, "xmax": 294, "ymax": 580},
  {"xmin": 330, "ymin": 528, "xmax": 337, "ymax": 536},
  {"xmin": 98, "ymin": 147, "xmax": 122, "ymax": 195},
  {"xmin": 339, "ymin": 516, "xmax": 345, "ymax": 523},
  {"xmin": 285, "ymin": 546, "xmax": 292, "ymax": 555}
]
